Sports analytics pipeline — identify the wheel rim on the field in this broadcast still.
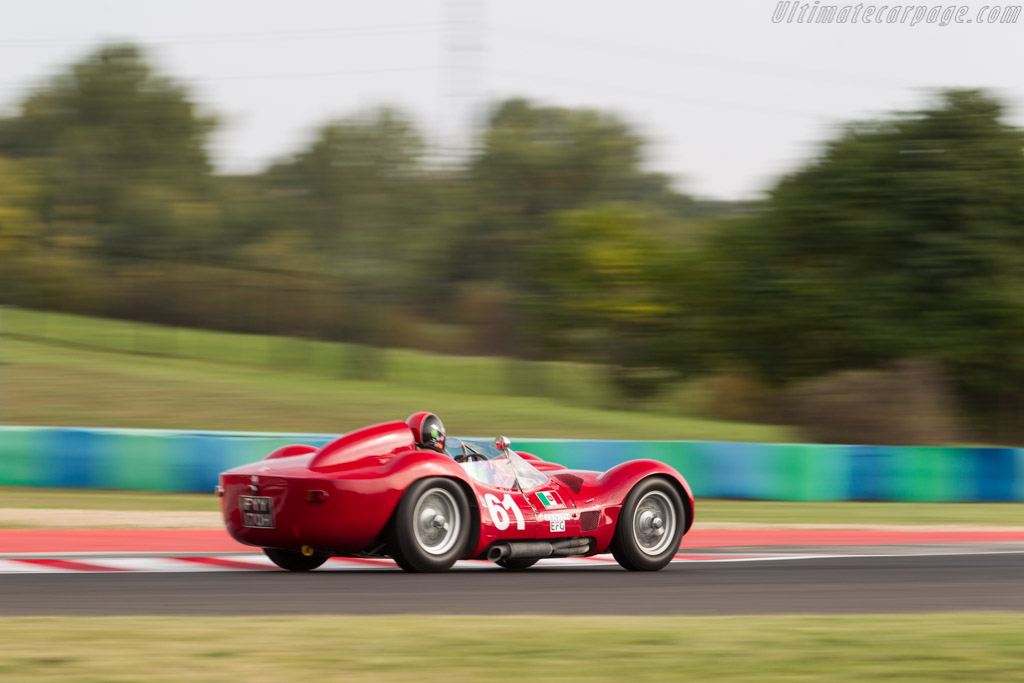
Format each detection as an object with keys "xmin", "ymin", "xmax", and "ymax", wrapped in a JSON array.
[
  {"xmin": 413, "ymin": 487, "xmax": 461, "ymax": 556},
  {"xmin": 632, "ymin": 490, "xmax": 676, "ymax": 556}
]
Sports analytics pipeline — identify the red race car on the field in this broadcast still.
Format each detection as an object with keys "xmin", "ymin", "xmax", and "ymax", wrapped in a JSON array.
[{"xmin": 218, "ymin": 412, "xmax": 694, "ymax": 572}]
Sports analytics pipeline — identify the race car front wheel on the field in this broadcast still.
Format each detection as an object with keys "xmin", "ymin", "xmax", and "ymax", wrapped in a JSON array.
[
  {"xmin": 264, "ymin": 548, "xmax": 330, "ymax": 571},
  {"xmin": 390, "ymin": 477, "xmax": 470, "ymax": 572},
  {"xmin": 611, "ymin": 477, "xmax": 684, "ymax": 571}
]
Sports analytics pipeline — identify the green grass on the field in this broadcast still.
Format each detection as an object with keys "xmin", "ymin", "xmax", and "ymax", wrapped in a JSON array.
[
  {"xmin": 0, "ymin": 307, "xmax": 633, "ymax": 407},
  {"xmin": 0, "ymin": 311, "xmax": 793, "ymax": 441},
  {"xmin": 0, "ymin": 614, "xmax": 1022, "ymax": 681},
  {"xmin": 3, "ymin": 487, "xmax": 1021, "ymax": 528}
]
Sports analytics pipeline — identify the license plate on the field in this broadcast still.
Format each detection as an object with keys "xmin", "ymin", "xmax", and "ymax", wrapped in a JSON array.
[
  {"xmin": 549, "ymin": 519, "xmax": 566, "ymax": 533},
  {"xmin": 240, "ymin": 496, "xmax": 275, "ymax": 528}
]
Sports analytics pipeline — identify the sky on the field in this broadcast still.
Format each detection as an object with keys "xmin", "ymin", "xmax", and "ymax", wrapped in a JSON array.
[{"xmin": 2, "ymin": 0, "xmax": 1023, "ymax": 200}]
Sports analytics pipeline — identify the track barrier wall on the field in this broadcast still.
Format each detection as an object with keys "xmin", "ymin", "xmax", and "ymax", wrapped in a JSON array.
[{"xmin": 1, "ymin": 426, "xmax": 1022, "ymax": 501}]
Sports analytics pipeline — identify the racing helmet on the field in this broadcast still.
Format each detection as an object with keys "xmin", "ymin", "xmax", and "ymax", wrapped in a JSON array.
[{"xmin": 407, "ymin": 412, "xmax": 446, "ymax": 453}]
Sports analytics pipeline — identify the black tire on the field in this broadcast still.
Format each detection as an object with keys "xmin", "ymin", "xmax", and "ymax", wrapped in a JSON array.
[
  {"xmin": 264, "ymin": 547, "xmax": 329, "ymax": 571},
  {"xmin": 390, "ymin": 478, "xmax": 470, "ymax": 572},
  {"xmin": 496, "ymin": 557, "xmax": 539, "ymax": 570},
  {"xmin": 611, "ymin": 477, "xmax": 685, "ymax": 571}
]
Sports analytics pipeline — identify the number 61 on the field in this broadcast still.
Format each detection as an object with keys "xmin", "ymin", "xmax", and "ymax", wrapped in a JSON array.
[{"xmin": 484, "ymin": 493, "xmax": 525, "ymax": 531}]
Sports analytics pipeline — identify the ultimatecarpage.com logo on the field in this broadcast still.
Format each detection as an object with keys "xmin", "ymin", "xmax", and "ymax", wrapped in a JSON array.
[{"xmin": 772, "ymin": 2, "xmax": 1021, "ymax": 25}]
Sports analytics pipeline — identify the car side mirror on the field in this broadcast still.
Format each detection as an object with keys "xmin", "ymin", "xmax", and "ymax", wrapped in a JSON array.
[{"xmin": 495, "ymin": 435, "xmax": 511, "ymax": 452}]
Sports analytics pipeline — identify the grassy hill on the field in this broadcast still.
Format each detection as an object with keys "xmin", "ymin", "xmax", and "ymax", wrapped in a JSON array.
[{"xmin": 0, "ymin": 308, "xmax": 794, "ymax": 441}]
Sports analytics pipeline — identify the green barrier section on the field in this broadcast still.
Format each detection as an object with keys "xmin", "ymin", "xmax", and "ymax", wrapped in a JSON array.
[
  {"xmin": 0, "ymin": 427, "xmax": 45, "ymax": 487},
  {"xmin": 886, "ymin": 447, "xmax": 964, "ymax": 502},
  {"xmin": 101, "ymin": 432, "xmax": 178, "ymax": 492},
  {"xmin": 812, "ymin": 445, "xmax": 854, "ymax": 501},
  {"xmin": 1019, "ymin": 449, "xmax": 1024, "ymax": 501},
  {"xmin": 766, "ymin": 443, "xmax": 845, "ymax": 501},
  {"xmin": 0, "ymin": 426, "xmax": 1022, "ymax": 501}
]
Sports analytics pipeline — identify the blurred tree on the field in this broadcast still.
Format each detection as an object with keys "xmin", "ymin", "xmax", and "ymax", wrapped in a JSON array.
[
  {"xmin": 711, "ymin": 90, "xmax": 1024, "ymax": 431},
  {"xmin": 459, "ymin": 99, "xmax": 694, "ymax": 283},
  {"xmin": 262, "ymin": 107, "xmax": 445, "ymax": 350},
  {"xmin": 0, "ymin": 43, "xmax": 218, "ymax": 259},
  {"xmin": 451, "ymin": 98, "xmax": 707, "ymax": 367},
  {"xmin": 0, "ymin": 157, "xmax": 44, "ymax": 256},
  {"xmin": 216, "ymin": 175, "xmax": 299, "ymax": 262},
  {"xmin": 0, "ymin": 157, "xmax": 45, "ymax": 302},
  {"xmin": 533, "ymin": 203, "xmax": 700, "ymax": 397},
  {"xmin": 263, "ymin": 108, "xmax": 432, "ymax": 282}
]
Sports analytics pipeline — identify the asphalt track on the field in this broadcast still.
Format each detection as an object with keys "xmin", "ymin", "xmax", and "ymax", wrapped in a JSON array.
[{"xmin": 3, "ymin": 551, "xmax": 1024, "ymax": 616}]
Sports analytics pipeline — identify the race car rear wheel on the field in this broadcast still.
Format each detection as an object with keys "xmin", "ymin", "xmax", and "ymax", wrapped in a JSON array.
[
  {"xmin": 390, "ymin": 478, "xmax": 470, "ymax": 572},
  {"xmin": 496, "ymin": 557, "xmax": 539, "ymax": 570},
  {"xmin": 264, "ymin": 547, "xmax": 329, "ymax": 571},
  {"xmin": 611, "ymin": 477, "xmax": 684, "ymax": 571}
]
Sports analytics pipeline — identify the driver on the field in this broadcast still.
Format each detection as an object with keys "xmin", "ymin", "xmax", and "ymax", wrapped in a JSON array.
[{"xmin": 406, "ymin": 412, "xmax": 446, "ymax": 453}]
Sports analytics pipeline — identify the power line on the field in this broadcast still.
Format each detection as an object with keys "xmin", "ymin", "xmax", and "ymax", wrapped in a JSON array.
[
  {"xmin": 0, "ymin": 65, "xmax": 436, "ymax": 91},
  {"xmin": 491, "ymin": 25, "xmax": 912, "ymax": 91},
  {"xmin": 192, "ymin": 65, "xmax": 437, "ymax": 83},
  {"xmin": 489, "ymin": 67, "xmax": 835, "ymax": 120},
  {"xmin": 0, "ymin": 21, "xmax": 443, "ymax": 48}
]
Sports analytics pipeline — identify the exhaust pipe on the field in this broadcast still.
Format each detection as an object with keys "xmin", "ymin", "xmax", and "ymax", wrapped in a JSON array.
[
  {"xmin": 487, "ymin": 544, "xmax": 511, "ymax": 562},
  {"xmin": 487, "ymin": 538, "xmax": 592, "ymax": 562},
  {"xmin": 549, "ymin": 537, "xmax": 591, "ymax": 557}
]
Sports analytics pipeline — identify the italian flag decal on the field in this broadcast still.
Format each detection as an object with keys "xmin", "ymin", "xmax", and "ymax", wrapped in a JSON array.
[{"xmin": 537, "ymin": 490, "xmax": 563, "ymax": 508}]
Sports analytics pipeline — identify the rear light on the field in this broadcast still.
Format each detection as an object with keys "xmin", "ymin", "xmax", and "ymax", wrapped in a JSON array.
[
  {"xmin": 304, "ymin": 490, "xmax": 329, "ymax": 503},
  {"xmin": 214, "ymin": 485, "xmax": 224, "ymax": 498}
]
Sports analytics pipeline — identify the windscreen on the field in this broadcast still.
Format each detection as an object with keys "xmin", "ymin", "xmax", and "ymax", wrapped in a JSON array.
[{"xmin": 446, "ymin": 438, "xmax": 549, "ymax": 491}]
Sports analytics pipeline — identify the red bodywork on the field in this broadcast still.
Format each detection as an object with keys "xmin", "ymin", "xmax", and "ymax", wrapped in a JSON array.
[{"xmin": 219, "ymin": 419, "xmax": 695, "ymax": 560}]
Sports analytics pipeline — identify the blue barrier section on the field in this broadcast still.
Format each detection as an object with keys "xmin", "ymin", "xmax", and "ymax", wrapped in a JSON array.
[
  {"xmin": 1, "ymin": 426, "xmax": 1023, "ymax": 501},
  {"xmin": 51, "ymin": 429, "xmax": 98, "ymax": 489},
  {"xmin": 973, "ymin": 448, "xmax": 1018, "ymax": 502},
  {"xmin": 846, "ymin": 446, "xmax": 885, "ymax": 501}
]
